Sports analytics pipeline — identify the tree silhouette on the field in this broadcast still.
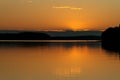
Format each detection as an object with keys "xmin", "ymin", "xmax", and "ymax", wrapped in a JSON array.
[
  {"xmin": 0, "ymin": 32, "xmax": 50, "ymax": 40},
  {"xmin": 102, "ymin": 24, "xmax": 120, "ymax": 51}
]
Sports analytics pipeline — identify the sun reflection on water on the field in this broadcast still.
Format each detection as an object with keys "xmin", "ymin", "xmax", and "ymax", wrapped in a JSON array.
[
  {"xmin": 0, "ymin": 42, "xmax": 120, "ymax": 80},
  {"xmin": 54, "ymin": 67, "xmax": 81, "ymax": 77}
]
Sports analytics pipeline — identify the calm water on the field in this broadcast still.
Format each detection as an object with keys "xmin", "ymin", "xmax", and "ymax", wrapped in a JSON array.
[{"xmin": 0, "ymin": 41, "xmax": 120, "ymax": 80}]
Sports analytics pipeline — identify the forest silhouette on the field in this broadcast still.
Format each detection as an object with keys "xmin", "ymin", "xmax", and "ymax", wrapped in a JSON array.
[{"xmin": 102, "ymin": 25, "xmax": 120, "ymax": 52}]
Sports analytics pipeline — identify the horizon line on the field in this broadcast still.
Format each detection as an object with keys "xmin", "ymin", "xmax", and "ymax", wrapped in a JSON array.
[{"xmin": 0, "ymin": 29, "xmax": 104, "ymax": 32}]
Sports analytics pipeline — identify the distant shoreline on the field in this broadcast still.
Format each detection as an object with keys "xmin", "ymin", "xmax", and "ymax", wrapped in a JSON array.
[
  {"xmin": 0, "ymin": 31, "xmax": 101, "ymax": 40},
  {"xmin": 0, "ymin": 40, "xmax": 101, "ymax": 42}
]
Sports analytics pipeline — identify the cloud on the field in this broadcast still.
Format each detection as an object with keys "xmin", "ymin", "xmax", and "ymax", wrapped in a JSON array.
[
  {"xmin": 53, "ymin": 6, "xmax": 83, "ymax": 10},
  {"xmin": 70, "ymin": 8, "xmax": 83, "ymax": 10},
  {"xmin": 53, "ymin": 6, "xmax": 70, "ymax": 9}
]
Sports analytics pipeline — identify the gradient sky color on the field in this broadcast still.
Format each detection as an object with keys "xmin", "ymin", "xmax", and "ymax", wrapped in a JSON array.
[{"xmin": 0, "ymin": 0, "xmax": 120, "ymax": 31}]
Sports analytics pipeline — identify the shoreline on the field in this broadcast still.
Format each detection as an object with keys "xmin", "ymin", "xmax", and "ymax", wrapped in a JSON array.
[{"xmin": 0, "ymin": 40, "xmax": 101, "ymax": 42}]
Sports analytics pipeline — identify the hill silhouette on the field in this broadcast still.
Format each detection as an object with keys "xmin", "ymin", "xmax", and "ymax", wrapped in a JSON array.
[
  {"xmin": 0, "ymin": 31, "xmax": 101, "ymax": 40},
  {"xmin": 0, "ymin": 32, "xmax": 50, "ymax": 40},
  {"xmin": 102, "ymin": 25, "xmax": 120, "ymax": 52}
]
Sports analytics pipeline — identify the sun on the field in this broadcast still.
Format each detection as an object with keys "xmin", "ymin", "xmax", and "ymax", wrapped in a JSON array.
[
  {"xmin": 66, "ymin": 21, "xmax": 82, "ymax": 31},
  {"xmin": 65, "ymin": 20, "xmax": 88, "ymax": 31}
]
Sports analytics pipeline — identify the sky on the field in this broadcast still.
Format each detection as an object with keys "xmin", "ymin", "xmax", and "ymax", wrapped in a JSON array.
[{"xmin": 0, "ymin": 0, "xmax": 120, "ymax": 31}]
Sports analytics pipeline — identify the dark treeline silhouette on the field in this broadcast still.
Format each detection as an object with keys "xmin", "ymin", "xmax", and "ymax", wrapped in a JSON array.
[
  {"xmin": 0, "ymin": 31, "xmax": 101, "ymax": 40},
  {"xmin": 0, "ymin": 32, "xmax": 50, "ymax": 40},
  {"xmin": 102, "ymin": 24, "xmax": 120, "ymax": 52}
]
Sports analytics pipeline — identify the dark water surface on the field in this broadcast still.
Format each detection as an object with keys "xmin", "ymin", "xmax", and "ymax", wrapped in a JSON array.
[{"xmin": 0, "ymin": 41, "xmax": 120, "ymax": 80}]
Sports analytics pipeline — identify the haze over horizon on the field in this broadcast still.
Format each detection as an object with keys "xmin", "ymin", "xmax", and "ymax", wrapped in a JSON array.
[{"xmin": 0, "ymin": 0, "xmax": 120, "ymax": 31}]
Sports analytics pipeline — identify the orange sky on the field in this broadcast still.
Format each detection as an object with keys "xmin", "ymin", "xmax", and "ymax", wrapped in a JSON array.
[{"xmin": 0, "ymin": 0, "xmax": 120, "ymax": 31}]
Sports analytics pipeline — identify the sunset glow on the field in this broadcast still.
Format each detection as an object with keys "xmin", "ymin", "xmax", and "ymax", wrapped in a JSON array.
[
  {"xmin": 0, "ymin": 0, "xmax": 120, "ymax": 31},
  {"xmin": 66, "ymin": 21, "xmax": 85, "ymax": 31}
]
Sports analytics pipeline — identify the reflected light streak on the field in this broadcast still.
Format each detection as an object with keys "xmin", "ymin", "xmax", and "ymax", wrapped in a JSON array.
[{"xmin": 55, "ymin": 67, "xmax": 81, "ymax": 77}]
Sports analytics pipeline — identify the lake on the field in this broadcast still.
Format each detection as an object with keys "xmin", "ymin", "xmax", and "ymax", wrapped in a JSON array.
[{"xmin": 0, "ymin": 41, "xmax": 120, "ymax": 80}]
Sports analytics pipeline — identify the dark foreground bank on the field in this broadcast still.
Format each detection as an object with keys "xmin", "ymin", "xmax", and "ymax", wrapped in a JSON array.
[{"xmin": 102, "ymin": 25, "xmax": 120, "ymax": 52}]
